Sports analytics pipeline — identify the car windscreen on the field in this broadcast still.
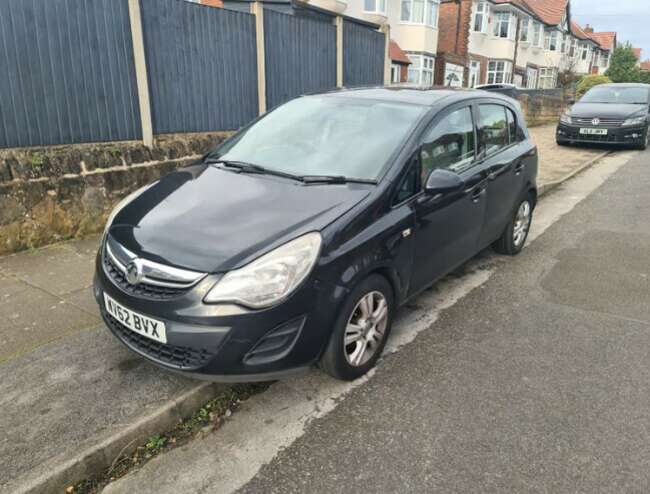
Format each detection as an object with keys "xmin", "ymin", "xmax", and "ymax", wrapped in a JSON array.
[
  {"xmin": 580, "ymin": 86, "xmax": 649, "ymax": 104},
  {"xmin": 213, "ymin": 96, "xmax": 426, "ymax": 181}
]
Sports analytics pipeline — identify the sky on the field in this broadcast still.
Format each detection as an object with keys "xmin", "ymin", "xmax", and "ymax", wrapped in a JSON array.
[{"xmin": 571, "ymin": 0, "xmax": 650, "ymax": 61}]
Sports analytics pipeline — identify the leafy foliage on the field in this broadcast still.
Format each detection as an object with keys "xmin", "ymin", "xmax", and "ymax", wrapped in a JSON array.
[
  {"xmin": 576, "ymin": 74, "xmax": 612, "ymax": 99},
  {"xmin": 605, "ymin": 44, "xmax": 642, "ymax": 83}
]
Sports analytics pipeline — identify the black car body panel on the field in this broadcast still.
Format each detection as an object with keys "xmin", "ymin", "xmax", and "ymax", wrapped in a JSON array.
[
  {"xmin": 94, "ymin": 87, "xmax": 538, "ymax": 381},
  {"xmin": 557, "ymin": 83, "xmax": 650, "ymax": 147}
]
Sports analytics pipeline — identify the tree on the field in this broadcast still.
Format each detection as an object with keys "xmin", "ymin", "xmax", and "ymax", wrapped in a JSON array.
[
  {"xmin": 576, "ymin": 74, "xmax": 612, "ymax": 99},
  {"xmin": 605, "ymin": 43, "xmax": 642, "ymax": 83}
]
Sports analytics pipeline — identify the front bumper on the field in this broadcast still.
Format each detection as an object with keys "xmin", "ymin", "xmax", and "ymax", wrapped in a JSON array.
[
  {"xmin": 94, "ymin": 251, "xmax": 347, "ymax": 381},
  {"xmin": 556, "ymin": 123, "xmax": 647, "ymax": 146}
]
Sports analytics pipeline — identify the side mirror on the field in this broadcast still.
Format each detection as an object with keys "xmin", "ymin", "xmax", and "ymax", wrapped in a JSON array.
[
  {"xmin": 568, "ymin": 98, "xmax": 576, "ymax": 106},
  {"xmin": 425, "ymin": 169, "xmax": 464, "ymax": 196}
]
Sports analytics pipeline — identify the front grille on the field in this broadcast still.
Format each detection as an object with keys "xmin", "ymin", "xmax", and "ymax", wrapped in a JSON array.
[
  {"xmin": 563, "ymin": 129, "xmax": 620, "ymax": 142},
  {"xmin": 572, "ymin": 117, "xmax": 624, "ymax": 128},
  {"xmin": 104, "ymin": 311, "xmax": 216, "ymax": 369},
  {"xmin": 103, "ymin": 254, "xmax": 190, "ymax": 300}
]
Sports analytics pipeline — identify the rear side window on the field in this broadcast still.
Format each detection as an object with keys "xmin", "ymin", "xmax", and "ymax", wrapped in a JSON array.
[
  {"xmin": 506, "ymin": 108, "xmax": 518, "ymax": 144},
  {"xmin": 478, "ymin": 104, "xmax": 508, "ymax": 157},
  {"xmin": 420, "ymin": 107, "xmax": 476, "ymax": 183}
]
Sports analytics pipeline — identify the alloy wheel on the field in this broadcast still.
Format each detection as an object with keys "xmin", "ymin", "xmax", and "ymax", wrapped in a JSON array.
[
  {"xmin": 343, "ymin": 291, "xmax": 389, "ymax": 367},
  {"xmin": 513, "ymin": 200, "xmax": 532, "ymax": 247}
]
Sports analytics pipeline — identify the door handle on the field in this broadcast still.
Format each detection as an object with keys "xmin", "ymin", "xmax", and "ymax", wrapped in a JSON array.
[
  {"xmin": 470, "ymin": 186, "xmax": 485, "ymax": 203},
  {"xmin": 514, "ymin": 161, "xmax": 525, "ymax": 175}
]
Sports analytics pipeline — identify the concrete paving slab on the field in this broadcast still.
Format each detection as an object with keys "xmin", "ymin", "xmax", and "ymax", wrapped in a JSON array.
[
  {"xmin": 63, "ymin": 286, "xmax": 102, "ymax": 319},
  {"xmin": 0, "ymin": 325, "xmax": 214, "ymax": 494},
  {"xmin": 0, "ymin": 244, "xmax": 96, "ymax": 297},
  {"xmin": 0, "ymin": 276, "xmax": 98, "ymax": 362}
]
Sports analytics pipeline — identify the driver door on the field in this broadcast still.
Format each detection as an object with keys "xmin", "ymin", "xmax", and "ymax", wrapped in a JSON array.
[{"xmin": 409, "ymin": 104, "xmax": 488, "ymax": 295}]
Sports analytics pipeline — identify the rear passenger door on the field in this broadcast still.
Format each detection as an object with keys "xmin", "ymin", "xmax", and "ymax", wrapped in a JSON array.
[{"xmin": 476, "ymin": 102, "xmax": 527, "ymax": 247}]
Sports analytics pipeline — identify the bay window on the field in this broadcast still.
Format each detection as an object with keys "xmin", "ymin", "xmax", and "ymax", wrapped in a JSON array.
[
  {"xmin": 539, "ymin": 67, "xmax": 557, "ymax": 89},
  {"xmin": 487, "ymin": 60, "xmax": 512, "ymax": 84},
  {"xmin": 473, "ymin": 1, "xmax": 489, "ymax": 33},
  {"xmin": 407, "ymin": 54, "xmax": 435, "ymax": 86},
  {"xmin": 492, "ymin": 12, "xmax": 511, "ymax": 38},
  {"xmin": 364, "ymin": 0, "xmax": 386, "ymax": 14},
  {"xmin": 401, "ymin": 0, "xmax": 440, "ymax": 27}
]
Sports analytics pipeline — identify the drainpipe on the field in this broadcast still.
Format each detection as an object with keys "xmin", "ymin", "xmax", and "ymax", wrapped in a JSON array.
[{"xmin": 512, "ymin": 15, "xmax": 521, "ymax": 85}]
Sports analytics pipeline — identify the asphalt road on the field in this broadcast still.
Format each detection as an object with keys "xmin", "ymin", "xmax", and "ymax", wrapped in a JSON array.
[
  {"xmin": 236, "ymin": 149, "xmax": 650, "ymax": 494},
  {"xmin": 104, "ymin": 148, "xmax": 648, "ymax": 494}
]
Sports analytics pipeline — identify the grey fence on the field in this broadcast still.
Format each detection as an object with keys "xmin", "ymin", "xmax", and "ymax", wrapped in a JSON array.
[
  {"xmin": 0, "ymin": 0, "xmax": 141, "ymax": 148},
  {"xmin": 264, "ymin": 9, "xmax": 337, "ymax": 110},
  {"xmin": 0, "ymin": 0, "xmax": 386, "ymax": 150},
  {"xmin": 343, "ymin": 20, "xmax": 385, "ymax": 87},
  {"xmin": 141, "ymin": 0, "xmax": 258, "ymax": 134}
]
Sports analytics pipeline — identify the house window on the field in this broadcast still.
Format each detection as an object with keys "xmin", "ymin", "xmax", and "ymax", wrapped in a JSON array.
[
  {"xmin": 539, "ymin": 67, "xmax": 557, "ymax": 89},
  {"xmin": 401, "ymin": 0, "xmax": 440, "ymax": 27},
  {"xmin": 560, "ymin": 32, "xmax": 566, "ymax": 53},
  {"xmin": 520, "ymin": 18, "xmax": 530, "ymax": 42},
  {"xmin": 390, "ymin": 64, "xmax": 401, "ymax": 83},
  {"xmin": 364, "ymin": 0, "xmax": 386, "ymax": 14},
  {"xmin": 545, "ymin": 30, "xmax": 558, "ymax": 51},
  {"xmin": 532, "ymin": 22, "xmax": 542, "ymax": 46},
  {"xmin": 473, "ymin": 1, "xmax": 489, "ymax": 33},
  {"xmin": 581, "ymin": 44, "xmax": 590, "ymax": 60},
  {"xmin": 492, "ymin": 12, "xmax": 511, "ymax": 38},
  {"xmin": 569, "ymin": 37, "xmax": 577, "ymax": 57},
  {"xmin": 407, "ymin": 54, "xmax": 435, "ymax": 86},
  {"xmin": 602, "ymin": 52, "xmax": 610, "ymax": 67},
  {"xmin": 526, "ymin": 67, "xmax": 538, "ymax": 89},
  {"xmin": 469, "ymin": 60, "xmax": 481, "ymax": 88},
  {"xmin": 487, "ymin": 60, "xmax": 512, "ymax": 84}
]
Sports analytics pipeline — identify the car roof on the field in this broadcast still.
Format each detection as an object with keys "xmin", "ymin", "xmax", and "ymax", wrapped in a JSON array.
[
  {"xmin": 599, "ymin": 83, "xmax": 650, "ymax": 89},
  {"xmin": 314, "ymin": 86, "xmax": 516, "ymax": 107}
]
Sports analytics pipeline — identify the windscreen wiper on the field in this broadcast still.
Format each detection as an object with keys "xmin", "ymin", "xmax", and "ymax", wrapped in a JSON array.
[
  {"xmin": 301, "ymin": 175, "xmax": 378, "ymax": 185},
  {"xmin": 207, "ymin": 159, "xmax": 304, "ymax": 182}
]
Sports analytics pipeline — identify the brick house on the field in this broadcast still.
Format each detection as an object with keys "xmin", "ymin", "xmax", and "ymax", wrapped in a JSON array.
[{"xmin": 389, "ymin": 39, "xmax": 412, "ymax": 83}]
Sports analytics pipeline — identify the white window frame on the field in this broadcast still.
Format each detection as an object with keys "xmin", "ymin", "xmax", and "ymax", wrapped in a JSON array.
[
  {"xmin": 390, "ymin": 64, "xmax": 401, "ymax": 83},
  {"xmin": 560, "ymin": 32, "xmax": 566, "ymax": 53},
  {"xmin": 400, "ymin": 0, "xmax": 440, "ymax": 28},
  {"xmin": 472, "ymin": 1, "xmax": 489, "ymax": 33},
  {"xmin": 520, "ymin": 17, "xmax": 530, "ymax": 43},
  {"xmin": 492, "ymin": 12, "xmax": 512, "ymax": 39},
  {"xmin": 545, "ymin": 30, "xmax": 558, "ymax": 51},
  {"xmin": 469, "ymin": 60, "xmax": 481, "ymax": 88},
  {"xmin": 407, "ymin": 54, "xmax": 435, "ymax": 86},
  {"xmin": 487, "ymin": 60, "xmax": 512, "ymax": 84},
  {"xmin": 532, "ymin": 21, "xmax": 542, "ymax": 47},
  {"xmin": 526, "ymin": 67, "xmax": 538, "ymax": 89},
  {"xmin": 539, "ymin": 67, "xmax": 557, "ymax": 89},
  {"xmin": 364, "ymin": 0, "xmax": 386, "ymax": 15}
]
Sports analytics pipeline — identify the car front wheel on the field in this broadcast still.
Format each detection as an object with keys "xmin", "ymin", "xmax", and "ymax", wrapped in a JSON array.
[
  {"xmin": 636, "ymin": 126, "xmax": 649, "ymax": 151},
  {"xmin": 493, "ymin": 196, "xmax": 533, "ymax": 256},
  {"xmin": 319, "ymin": 274, "xmax": 394, "ymax": 381}
]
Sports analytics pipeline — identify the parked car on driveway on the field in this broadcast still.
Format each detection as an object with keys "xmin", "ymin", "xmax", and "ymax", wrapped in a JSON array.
[
  {"xmin": 557, "ymin": 83, "xmax": 650, "ymax": 150},
  {"xmin": 94, "ymin": 88, "xmax": 538, "ymax": 382}
]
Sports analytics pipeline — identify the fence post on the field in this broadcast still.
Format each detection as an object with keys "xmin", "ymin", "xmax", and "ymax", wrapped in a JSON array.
[
  {"xmin": 251, "ymin": 2, "xmax": 267, "ymax": 114},
  {"xmin": 335, "ymin": 16, "xmax": 344, "ymax": 87},
  {"xmin": 381, "ymin": 24, "xmax": 391, "ymax": 85},
  {"xmin": 127, "ymin": 0, "xmax": 154, "ymax": 148}
]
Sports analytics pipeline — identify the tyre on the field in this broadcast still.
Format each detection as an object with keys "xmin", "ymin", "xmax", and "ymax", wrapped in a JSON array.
[
  {"xmin": 556, "ymin": 138, "xmax": 569, "ymax": 146},
  {"xmin": 319, "ymin": 274, "xmax": 394, "ymax": 381},
  {"xmin": 493, "ymin": 195, "xmax": 534, "ymax": 256},
  {"xmin": 635, "ymin": 126, "xmax": 649, "ymax": 151}
]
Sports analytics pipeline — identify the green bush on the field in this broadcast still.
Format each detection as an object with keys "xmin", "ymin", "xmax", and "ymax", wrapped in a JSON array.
[{"xmin": 576, "ymin": 74, "xmax": 612, "ymax": 99}]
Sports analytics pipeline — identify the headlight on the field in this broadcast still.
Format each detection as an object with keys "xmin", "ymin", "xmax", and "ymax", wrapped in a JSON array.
[
  {"xmin": 560, "ymin": 112, "xmax": 572, "ymax": 125},
  {"xmin": 204, "ymin": 232, "xmax": 322, "ymax": 309},
  {"xmin": 622, "ymin": 115, "xmax": 647, "ymax": 127},
  {"xmin": 103, "ymin": 183, "xmax": 156, "ymax": 238}
]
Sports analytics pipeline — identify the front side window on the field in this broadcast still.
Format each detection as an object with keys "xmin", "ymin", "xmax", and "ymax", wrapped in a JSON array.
[
  {"xmin": 487, "ymin": 60, "xmax": 512, "ymax": 84},
  {"xmin": 520, "ymin": 18, "xmax": 530, "ymax": 42},
  {"xmin": 493, "ymin": 12, "xmax": 510, "ymax": 38},
  {"xmin": 506, "ymin": 108, "xmax": 520, "ymax": 144},
  {"xmin": 216, "ymin": 96, "xmax": 426, "ymax": 181},
  {"xmin": 473, "ymin": 1, "xmax": 489, "ymax": 33},
  {"xmin": 420, "ymin": 107, "xmax": 476, "ymax": 181},
  {"xmin": 364, "ymin": 0, "xmax": 386, "ymax": 13},
  {"xmin": 401, "ymin": 0, "xmax": 439, "ymax": 27},
  {"xmin": 478, "ymin": 104, "xmax": 508, "ymax": 158}
]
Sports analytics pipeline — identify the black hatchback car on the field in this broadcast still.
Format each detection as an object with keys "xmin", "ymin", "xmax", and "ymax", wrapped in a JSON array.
[
  {"xmin": 557, "ymin": 83, "xmax": 650, "ymax": 150},
  {"xmin": 95, "ymin": 88, "xmax": 538, "ymax": 382}
]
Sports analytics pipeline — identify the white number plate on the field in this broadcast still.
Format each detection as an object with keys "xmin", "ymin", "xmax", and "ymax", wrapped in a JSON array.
[
  {"xmin": 580, "ymin": 128, "xmax": 608, "ymax": 135},
  {"xmin": 104, "ymin": 293, "xmax": 167, "ymax": 344}
]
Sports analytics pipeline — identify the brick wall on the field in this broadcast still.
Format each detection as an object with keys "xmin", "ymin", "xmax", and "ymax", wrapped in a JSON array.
[{"xmin": 436, "ymin": 0, "xmax": 473, "ymax": 85}]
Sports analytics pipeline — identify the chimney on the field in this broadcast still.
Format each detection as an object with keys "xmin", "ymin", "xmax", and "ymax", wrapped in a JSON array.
[{"xmin": 584, "ymin": 24, "xmax": 594, "ymax": 33}]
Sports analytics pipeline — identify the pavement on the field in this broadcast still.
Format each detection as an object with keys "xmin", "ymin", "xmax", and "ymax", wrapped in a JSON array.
[
  {"xmin": 0, "ymin": 124, "xmax": 616, "ymax": 493},
  {"xmin": 104, "ymin": 148, "xmax": 648, "ymax": 493}
]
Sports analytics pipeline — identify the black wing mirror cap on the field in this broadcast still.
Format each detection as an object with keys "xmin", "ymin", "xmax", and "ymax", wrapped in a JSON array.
[{"xmin": 425, "ymin": 169, "xmax": 464, "ymax": 196}]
